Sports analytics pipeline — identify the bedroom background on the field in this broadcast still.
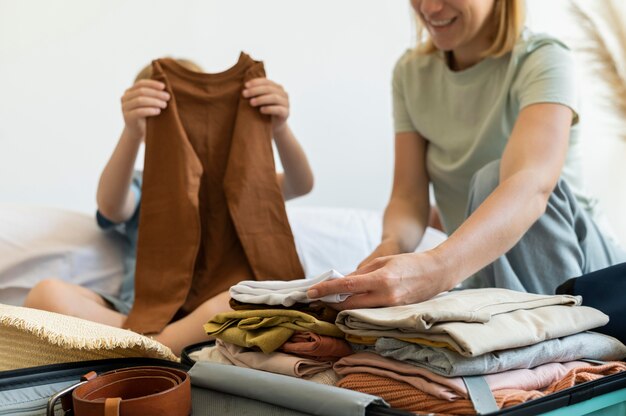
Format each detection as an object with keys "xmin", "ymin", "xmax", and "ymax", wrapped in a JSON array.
[{"xmin": 1, "ymin": 0, "xmax": 625, "ymax": 245}]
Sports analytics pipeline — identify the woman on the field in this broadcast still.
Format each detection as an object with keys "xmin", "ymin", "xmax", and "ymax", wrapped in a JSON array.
[{"xmin": 308, "ymin": 0, "xmax": 625, "ymax": 309}]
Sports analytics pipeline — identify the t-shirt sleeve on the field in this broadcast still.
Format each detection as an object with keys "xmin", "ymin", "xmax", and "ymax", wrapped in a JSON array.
[
  {"xmin": 392, "ymin": 52, "xmax": 417, "ymax": 133},
  {"xmin": 513, "ymin": 41, "xmax": 580, "ymax": 125},
  {"xmin": 96, "ymin": 170, "xmax": 142, "ymax": 237}
]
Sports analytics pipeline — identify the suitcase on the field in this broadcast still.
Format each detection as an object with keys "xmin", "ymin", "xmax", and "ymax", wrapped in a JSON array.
[
  {"xmin": 1, "ymin": 342, "xmax": 625, "ymax": 416},
  {"xmin": 0, "ymin": 353, "xmax": 388, "ymax": 416}
]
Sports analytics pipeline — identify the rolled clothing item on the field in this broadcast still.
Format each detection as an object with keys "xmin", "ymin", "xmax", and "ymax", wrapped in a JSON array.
[
  {"xmin": 334, "ymin": 351, "xmax": 588, "ymax": 401},
  {"xmin": 216, "ymin": 339, "xmax": 332, "ymax": 377},
  {"xmin": 336, "ymin": 288, "xmax": 608, "ymax": 356},
  {"xmin": 203, "ymin": 309, "xmax": 345, "ymax": 354},
  {"xmin": 279, "ymin": 332, "xmax": 354, "ymax": 361},
  {"xmin": 336, "ymin": 361, "xmax": 626, "ymax": 416},
  {"xmin": 230, "ymin": 269, "xmax": 351, "ymax": 306},
  {"xmin": 375, "ymin": 331, "xmax": 626, "ymax": 377}
]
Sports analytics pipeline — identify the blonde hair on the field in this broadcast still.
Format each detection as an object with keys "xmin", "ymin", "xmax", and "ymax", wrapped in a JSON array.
[
  {"xmin": 415, "ymin": 0, "xmax": 525, "ymax": 58},
  {"xmin": 133, "ymin": 58, "xmax": 203, "ymax": 83}
]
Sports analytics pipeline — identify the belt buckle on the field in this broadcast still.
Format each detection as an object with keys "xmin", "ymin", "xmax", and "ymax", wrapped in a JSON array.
[{"xmin": 47, "ymin": 371, "xmax": 97, "ymax": 416}]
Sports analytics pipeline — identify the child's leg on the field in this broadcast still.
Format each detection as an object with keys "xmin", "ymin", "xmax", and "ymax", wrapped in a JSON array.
[
  {"xmin": 23, "ymin": 278, "xmax": 126, "ymax": 327},
  {"xmin": 154, "ymin": 290, "xmax": 231, "ymax": 356}
]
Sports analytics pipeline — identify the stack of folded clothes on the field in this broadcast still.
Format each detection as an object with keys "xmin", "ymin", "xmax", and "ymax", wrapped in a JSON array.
[
  {"xmin": 333, "ymin": 288, "xmax": 626, "ymax": 414},
  {"xmin": 200, "ymin": 270, "xmax": 352, "ymax": 385},
  {"xmin": 201, "ymin": 275, "xmax": 626, "ymax": 414}
]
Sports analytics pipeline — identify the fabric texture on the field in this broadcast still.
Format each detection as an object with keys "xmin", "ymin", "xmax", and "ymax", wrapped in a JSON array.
[
  {"xmin": 336, "ymin": 362, "xmax": 626, "ymax": 415},
  {"xmin": 392, "ymin": 29, "xmax": 594, "ymax": 234},
  {"xmin": 462, "ymin": 160, "xmax": 626, "ymax": 294},
  {"xmin": 0, "ymin": 303, "xmax": 176, "ymax": 371},
  {"xmin": 124, "ymin": 54, "xmax": 304, "ymax": 334},
  {"xmin": 189, "ymin": 344, "xmax": 340, "ymax": 386},
  {"xmin": 336, "ymin": 373, "xmax": 539, "ymax": 415},
  {"xmin": 279, "ymin": 332, "xmax": 354, "ymax": 361},
  {"xmin": 0, "ymin": 204, "xmax": 125, "ymax": 306},
  {"xmin": 375, "ymin": 331, "xmax": 626, "ymax": 377},
  {"xmin": 334, "ymin": 351, "xmax": 588, "ymax": 401},
  {"xmin": 203, "ymin": 309, "xmax": 345, "ymax": 353},
  {"xmin": 230, "ymin": 269, "xmax": 350, "ymax": 306},
  {"xmin": 216, "ymin": 339, "xmax": 333, "ymax": 377},
  {"xmin": 189, "ymin": 361, "xmax": 388, "ymax": 415},
  {"xmin": 188, "ymin": 344, "xmax": 232, "ymax": 365},
  {"xmin": 556, "ymin": 262, "xmax": 626, "ymax": 343},
  {"xmin": 336, "ymin": 288, "xmax": 608, "ymax": 356},
  {"xmin": 229, "ymin": 298, "xmax": 339, "ymax": 323}
]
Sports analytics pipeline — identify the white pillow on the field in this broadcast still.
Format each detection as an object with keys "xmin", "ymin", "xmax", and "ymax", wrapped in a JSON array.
[
  {"xmin": 0, "ymin": 204, "xmax": 124, "ymax": 305},
  {"xmin": 0, "ymin": 204, "xmax": 447, "ymax": 306},
  {"xmin": 287, "ymin": 206, "xmax": 446, "ymax": 277}
]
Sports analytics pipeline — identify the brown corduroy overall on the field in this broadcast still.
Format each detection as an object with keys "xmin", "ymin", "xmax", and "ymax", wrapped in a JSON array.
[{"xmin": 124, "ymin": 53, "xmax": 304, "ymax": 334}]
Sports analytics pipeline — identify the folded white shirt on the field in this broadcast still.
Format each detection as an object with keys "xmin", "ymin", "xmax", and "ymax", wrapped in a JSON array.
[{"xmin": 229, "ymin": 269, "xmax": 351, "ymax": 306}]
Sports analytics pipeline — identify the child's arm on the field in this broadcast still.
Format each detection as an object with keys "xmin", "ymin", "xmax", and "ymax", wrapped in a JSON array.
[
  {"xmin": 243, "ymin": 78, "xmax": 314, "ymax": 201},
  {"xmin": 96, "ymin": 80, "xmax": 170, "ymax": 221}
]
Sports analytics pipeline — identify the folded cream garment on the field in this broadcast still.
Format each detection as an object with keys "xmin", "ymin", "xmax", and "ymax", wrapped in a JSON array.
[
  {"xmin": 229, "ymin": 269, "xmax": 351, "ymax": 306},
  {"xmin": 216, "ymin": 339, "xmax": 333, "ymax": 377},
  {"xmin": 189, "ymin": 344, "xmax": 340, "ymax": 385},
  {"xmin": 335, "ymin": 288, "xmax": 609, "ymax": 356}
]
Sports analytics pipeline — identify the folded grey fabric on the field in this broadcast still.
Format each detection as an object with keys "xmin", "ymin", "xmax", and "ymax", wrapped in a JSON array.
[
  {"xmin": 189, "ymin": 361, "xmax": 388, "ymax": 416},
  {"xmin": 375, "ymin": 332, "xmax": 626, "ymax": 377},
  {"xmin": 336, "ymin": 288, "xmax": 608, "ymax": 356}
]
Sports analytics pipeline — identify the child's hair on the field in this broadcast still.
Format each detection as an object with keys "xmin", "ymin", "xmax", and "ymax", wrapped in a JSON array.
[
  {"xmin": 133, "ymin": 58, "xmax": 204, "ymax": 83},
  {"xmin": 414, "ymin": 0, "xmax": 525, "ymax": 58}
]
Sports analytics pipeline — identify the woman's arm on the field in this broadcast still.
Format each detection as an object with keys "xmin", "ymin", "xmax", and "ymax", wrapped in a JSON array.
[
  {"xmin": 436, "ymin": 103, "xmax": 571, "ymax": 285},
  {"xmin": 308, "ymin": 103, "xmax": 573, "ymax": 308},
  {"xmin": 358, "ymin": 131, "xmax": 431, "ymax": 268}
]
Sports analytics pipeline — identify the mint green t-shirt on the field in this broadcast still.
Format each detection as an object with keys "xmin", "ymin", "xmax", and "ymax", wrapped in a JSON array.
[{"xmin": 393, "ymin": 30, "xmax": 595, "ymax": 233}]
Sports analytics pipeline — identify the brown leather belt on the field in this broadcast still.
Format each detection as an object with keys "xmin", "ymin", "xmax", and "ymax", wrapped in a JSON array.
[{"xmin": 47, "ymin": 366, "xmax": 191, "ymax": 416}]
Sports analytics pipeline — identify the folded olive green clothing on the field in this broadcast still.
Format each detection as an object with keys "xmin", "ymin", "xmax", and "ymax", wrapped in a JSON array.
[
  {"xmin": 228, "ymin": 298, "xmax": 338, "ymax": 323},
  {"xmin": 204, "ymin": 309, "xmax": 344, "ymax": 353}
]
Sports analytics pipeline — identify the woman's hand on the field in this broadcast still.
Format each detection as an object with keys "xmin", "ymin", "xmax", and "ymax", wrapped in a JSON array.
[
  {"xmin": 307, "ymin": 250, "xmax": 452, "ymax": 310},
  {"xmin": 243, "ymin": 78, "xmax": 290, "ymax": 135},
  {"xmin": 121, "ymin": 79, "xmax": 170, "ymax": 141}
]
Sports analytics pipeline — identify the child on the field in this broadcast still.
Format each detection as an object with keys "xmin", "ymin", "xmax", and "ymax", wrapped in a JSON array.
[{"xmin": 24, "ymin": 58, "xmax": 314, "ymax": 355}]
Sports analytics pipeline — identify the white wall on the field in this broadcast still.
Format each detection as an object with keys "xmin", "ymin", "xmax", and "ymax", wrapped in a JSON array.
[
  {"xmin": 1, "ymin": 0, "xmax": 625, "ymax": 242},
  {"xmin": 0, "ymin": 0, "xmax": 413, "ymax": 214}
]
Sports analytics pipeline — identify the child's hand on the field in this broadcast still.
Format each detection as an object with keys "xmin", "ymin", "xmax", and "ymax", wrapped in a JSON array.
[
  {"xmin": 242, "ymin": 78, "xmax": 290, "ymax": 135},
  {"xmin": 121, "ymin": 80, "xmax": 170, "ymax": 141}
]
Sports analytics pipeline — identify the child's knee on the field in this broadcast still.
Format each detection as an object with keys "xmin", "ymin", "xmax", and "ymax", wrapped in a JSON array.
[{"xmin": 23, "ymin": 278, "xmax": 70, "ymax": 311}]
